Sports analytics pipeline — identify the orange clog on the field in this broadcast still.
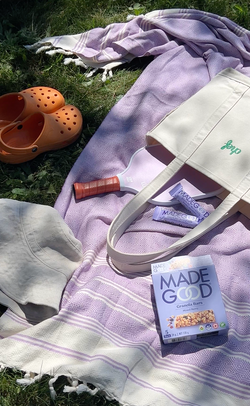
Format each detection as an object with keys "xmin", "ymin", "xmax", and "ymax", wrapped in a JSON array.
[
  {"xmin": 0, "ymin": 105, "xmax": 83, "ymax": 164},
  {"xmin": 0, "ymin": 86, "xmax": 65, "ymax": 129}
]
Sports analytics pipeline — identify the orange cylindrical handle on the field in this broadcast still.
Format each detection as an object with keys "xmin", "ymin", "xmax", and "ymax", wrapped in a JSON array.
[{"xmin": 74, "ymin": 176, "xmax": 120, "ymax": 200}]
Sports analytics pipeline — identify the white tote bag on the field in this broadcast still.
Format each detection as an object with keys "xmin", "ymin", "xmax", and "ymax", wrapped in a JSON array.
[{"xmin": 107, "ymin": 68, "xmax": 250, "ymax": 272}]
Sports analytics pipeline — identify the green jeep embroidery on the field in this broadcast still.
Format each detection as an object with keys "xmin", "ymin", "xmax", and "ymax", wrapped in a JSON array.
[{"xmin": 221, "ymin": 140, "xmax": 241, "ymax": 155}]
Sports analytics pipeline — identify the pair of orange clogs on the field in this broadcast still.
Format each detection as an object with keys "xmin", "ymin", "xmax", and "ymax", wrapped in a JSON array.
[{"xmin": 0, "ymin": 86, "xmax": 83, "ymax": 164}]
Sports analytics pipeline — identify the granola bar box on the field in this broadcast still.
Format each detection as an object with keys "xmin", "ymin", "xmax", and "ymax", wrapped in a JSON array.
[{"xmin": 151, "ymin": 255, "xmax": 229, "ymax": 344}]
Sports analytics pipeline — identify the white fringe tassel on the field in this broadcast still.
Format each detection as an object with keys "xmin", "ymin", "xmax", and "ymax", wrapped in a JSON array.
[
  {"xmin": 63, "ymin": 377, "xmax": 98, "ymax": 396},
  {"xmin": 14, "ymin": 369, "xmax": 101, "ymax": 400},
  {"xmin": 16, "ymin": 371, "xmax": 43, "ymax": 386}
]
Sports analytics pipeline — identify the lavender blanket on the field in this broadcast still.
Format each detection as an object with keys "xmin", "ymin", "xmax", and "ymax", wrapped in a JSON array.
[{"xmin": 1, "ymin": 9, "xmax": 250, "ymax": 406}]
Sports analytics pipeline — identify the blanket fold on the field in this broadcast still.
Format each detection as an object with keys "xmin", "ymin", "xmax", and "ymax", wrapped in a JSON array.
[{"xmin": 1, "ymin": 8, "xmax": 250, "ymax": 406}]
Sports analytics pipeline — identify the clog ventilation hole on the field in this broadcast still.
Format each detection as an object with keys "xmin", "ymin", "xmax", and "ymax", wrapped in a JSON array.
[
  {"xmin": 55, "ymin": 108, "xmax": 78, "ymax": 134},
  {"xmin": 22, "ymin": 88, "xmax": 59, "ymax": 109}
]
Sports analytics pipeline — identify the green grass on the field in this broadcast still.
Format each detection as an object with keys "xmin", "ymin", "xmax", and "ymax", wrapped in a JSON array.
[
  {"xmin": 0, "ymin": 367, "xmax": 120, "ymax": 406},
  {"xmin": 1, "ymin": 0, "xmax": 250, "ymax": 404}
]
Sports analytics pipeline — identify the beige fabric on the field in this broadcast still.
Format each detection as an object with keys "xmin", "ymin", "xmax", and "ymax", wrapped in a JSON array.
[
  {"xmin": 0, "ymin": 199, "xmax": 83, "ymax": 326},
  {"xmin": 107, "ymin": 68, "xmax": 250, "ymax": 272}
]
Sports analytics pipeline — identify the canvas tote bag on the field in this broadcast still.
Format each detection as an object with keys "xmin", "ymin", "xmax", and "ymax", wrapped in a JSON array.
[{"xmin": 107, "ymin": 68, "xmax": 250, "ymax": 272}]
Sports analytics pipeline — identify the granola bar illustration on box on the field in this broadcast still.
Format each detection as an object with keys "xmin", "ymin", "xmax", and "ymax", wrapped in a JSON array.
[
  {"xmin": 174, "ymin": 310, "xmax": 215, "ymax": 328},
  {"xmin": 151, "ymin": 255, "xmax": 229, "ymax": 344}
]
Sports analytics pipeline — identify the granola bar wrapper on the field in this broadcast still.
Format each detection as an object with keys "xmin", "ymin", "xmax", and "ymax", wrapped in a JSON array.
[{"xmin": 151, "ymin": 255, "xmax": 229, "ymax": 344}]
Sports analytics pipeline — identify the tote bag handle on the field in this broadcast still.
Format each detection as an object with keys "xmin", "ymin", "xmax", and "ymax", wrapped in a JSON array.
[{"xmin": 107, "ymin": 156, "xmax": 248, "ymax": 273}]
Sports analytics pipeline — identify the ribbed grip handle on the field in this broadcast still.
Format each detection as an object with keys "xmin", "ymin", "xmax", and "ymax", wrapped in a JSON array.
[{"xmin": 74, "ymin": 176, "xmax": 120, "ymax": 200}]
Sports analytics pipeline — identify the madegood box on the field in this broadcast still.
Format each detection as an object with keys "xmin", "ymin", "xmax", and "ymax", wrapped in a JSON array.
[{"xmin": 151, "ymin": 255, "xmax": 229, "ymax": 344}]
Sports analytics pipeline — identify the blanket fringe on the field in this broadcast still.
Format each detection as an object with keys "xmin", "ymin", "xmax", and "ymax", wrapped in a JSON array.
[
  {"xmin": 25, "ymin": 40, "xmax": 132, "ymax": 82},
  {"xmin": 48, "ymin": 374, "xmax": 60, "ymax": 400},
  {"xmin": 62, "ymin": 57, "xmax": 120, "ymax": 82},
  {"xmin": 5, "ymin": 367, "xmax": 119, "ymax": 403},
  {"xmin": 40, "ymin": 50, "xmax": 115, "ymax": 82},
  {"xmin": 34, "ymin": 45, "xmax": 53, "ymax": 53},
  {"xmin": 63, "ymin": 57, "xmax": 88, "ymax": 69},
  {"xmin": 46, "ymin": 49, "xmax": 74, "ymax": 57},
  {"xmin": 49, "ymin": 375, "xmax": 101, "ymax": 399},
  {"xmin": 16, "ymin": 370, "xmax": 60, "ymax": 401},
  {"xmin": 16, "ymin": 371, "xmax": 43, "ymax": 386},
  {"xmin": 63, "ymin": 377, "xmax": 99, "ymax": 396},
  {"xmin": 14, "ymin": 369, "xmax": 99, "ymax": 400}
]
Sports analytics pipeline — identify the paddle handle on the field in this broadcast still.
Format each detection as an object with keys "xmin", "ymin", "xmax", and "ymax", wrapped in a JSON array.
[{"xmin": 74, "ymin": 176, "xmax": 120, "ymax": 199}]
